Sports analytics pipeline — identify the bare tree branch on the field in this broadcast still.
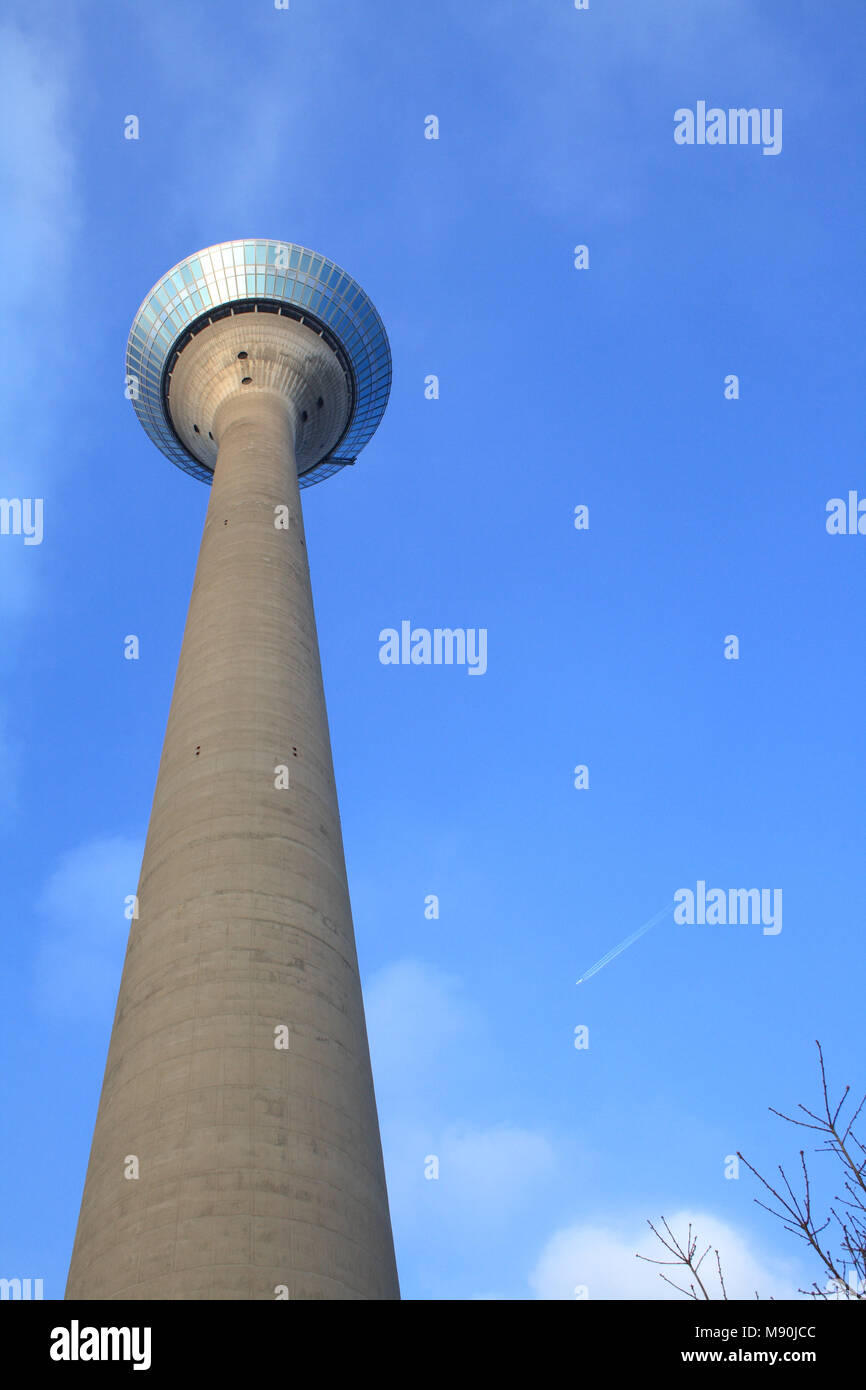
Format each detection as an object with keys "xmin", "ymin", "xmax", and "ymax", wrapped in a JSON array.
[{"xmin": 639, "ymin": 1042, "xmax": 865, "ymax": 1300}]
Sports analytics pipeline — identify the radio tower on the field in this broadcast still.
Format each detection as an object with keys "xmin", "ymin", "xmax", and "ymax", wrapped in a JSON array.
[{"xmin": 66, "ymin": 239, "xmax": 399, "ymax": 1300}]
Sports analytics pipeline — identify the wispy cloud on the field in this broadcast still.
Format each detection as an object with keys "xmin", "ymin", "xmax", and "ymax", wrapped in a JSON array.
[
  {"xmin": 0, "ymin": 24, "xmax": 80, "ymax": 300},
  {"xmin": 0, "ymin": 18, "xmax": 81, "ymax": 835},
  {"xmin": 127, "ymin": 3, "xmax": 353, "ymax": 235},
  {"xmin": 0, "ymin": 20, "xmax": 81, "ymax": 617},
  {"xmin": 529, "ymin": 1209, "xmax": 805, "ymax": 1300},
  {"xmin": 434, "ymin": 1123, "xmax": 557, "ymax": 1222},
  {"xmin": 366, "ymin": 958, "xmax": 485, "ymax": 1103},
  {"xmin": 34, "ymin": 835, "xmax": 143, "ymax": 1022},
  {"xmin": 458, "ymin": 0, "xmax": 821, "ymax": 219},
  {"xmin": 366, "ymin": 957, "xmax": 562, "ymax": 1289}
]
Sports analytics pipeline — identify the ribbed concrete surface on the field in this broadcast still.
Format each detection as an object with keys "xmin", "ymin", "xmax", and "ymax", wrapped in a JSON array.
[{"xmin": 66, "ymin": 368, "xmax": 399, "ymax": 1300}]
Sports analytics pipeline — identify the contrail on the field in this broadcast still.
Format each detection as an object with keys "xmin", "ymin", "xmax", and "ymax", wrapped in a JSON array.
[{"xmin": 576, "ymin": 901, "xmax": 672, "ymax": 984}]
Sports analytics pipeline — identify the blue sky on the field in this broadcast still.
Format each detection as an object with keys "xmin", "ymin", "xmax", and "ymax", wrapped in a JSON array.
[{"xmin": 1, "ymin": 0, "xmax": 864, "ymax": 1300}]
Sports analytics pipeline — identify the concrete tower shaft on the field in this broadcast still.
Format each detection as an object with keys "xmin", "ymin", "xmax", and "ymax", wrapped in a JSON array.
[{"xmin": 65, "ymin": 295, "xmax": 399, "ymax": 1299}]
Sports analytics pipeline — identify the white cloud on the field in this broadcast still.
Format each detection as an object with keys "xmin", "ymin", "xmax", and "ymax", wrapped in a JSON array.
[
  {"xmin": 380, "ymin": 1117, "xmax": 560, "ymax": 1286},
  {"xmin": 461, "ymin": 0, "xmax": 820, "ymax": 219},
  {"xmin": 365, "ymin": 959, "xmax": 558, "ymax": 1250},
  {"xmin": 360, "ymin": 960, "xmax": 805, "ymax": 1302},
  {"xmin": 34, "ymin": 835, "xmax": 143, "ymax": 1021},
  {"xmin": 365, "ymin": 957, "xmax": 485, "ymax": 1099},
  {"xmin": 129, "ymin": 5, "xmax": 348, "ymax": 231},
  {"xmin": 0, "ymin": 24, "xmax": 79, "ymax": 298},
  {"xmin": 437, "ymin": 1123, "xmax": 557, "ymax": 1219},
  {"xmin": 0, "ymin": 21, "xmax": 80, "ymax": 619},
  {"xmin": 529, "ymin": 1209, "xmax": 805, "ymax": 1300}
]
